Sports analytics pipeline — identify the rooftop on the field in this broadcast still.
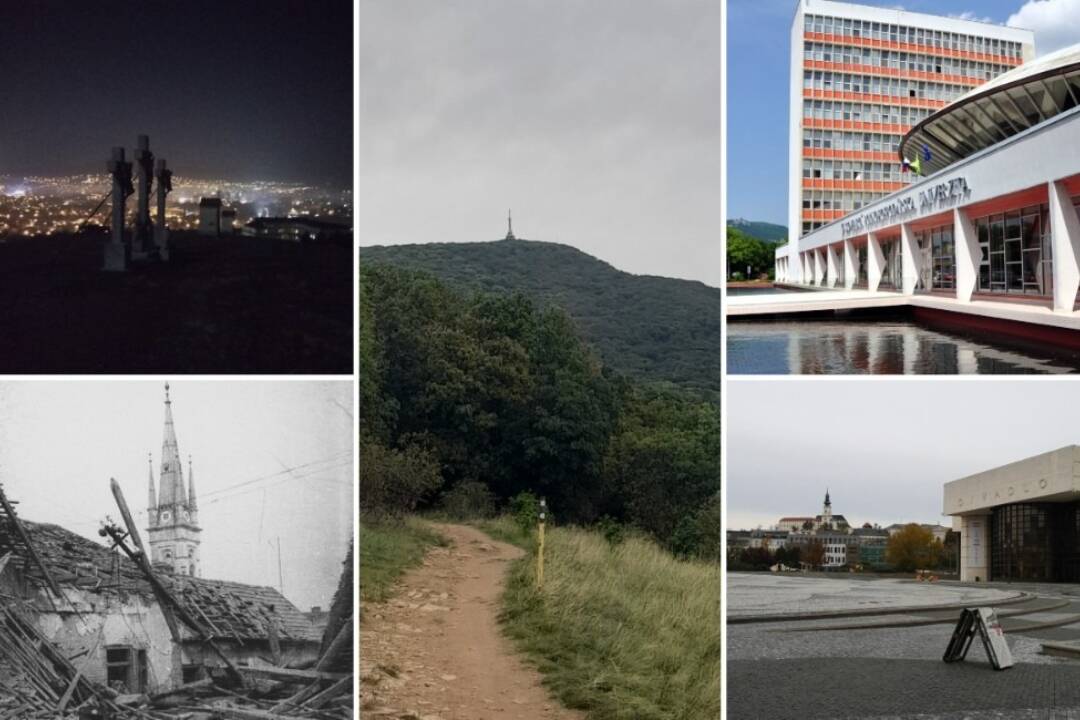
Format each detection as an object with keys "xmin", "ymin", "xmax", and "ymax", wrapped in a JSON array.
[{"xmin": 19, "ymin": 520, "xmax": 320, "ymax": 643}]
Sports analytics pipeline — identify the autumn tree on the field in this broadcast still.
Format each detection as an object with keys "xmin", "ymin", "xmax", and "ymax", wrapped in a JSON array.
[
  {"xmin": 886, "ymin": 524, "xmax": 943, "ymax": 572},
  {"xmin": 803, "ymin": 540, "xmax": 825, "ymax": 569}
]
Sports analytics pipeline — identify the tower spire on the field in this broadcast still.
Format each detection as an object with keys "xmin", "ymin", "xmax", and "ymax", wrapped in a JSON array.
[
  {"xmin": 505, "ymin": 209, "xmax": 516, "ymax": 240},
  {"xmin": 188, "ymin": 455, "xmax": 198, "ymax": 513},
  {"xmin": 147, "ymin": 383, "xmax": 201, "ymax": 577},
  {"xmin": 159, "ymin": 382, "xmax": 185, "ymax": 507},
  {"xmin": 147, "ymin": 452, "xmax": 156, "ymax": 526}
]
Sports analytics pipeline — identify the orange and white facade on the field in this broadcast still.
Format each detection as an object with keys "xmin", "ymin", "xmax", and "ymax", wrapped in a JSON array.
[
  {"xmin": 776, "ymin": 41, "xmax": 1080, "ymax": 319},
  {"xmin": 787, "ymin": 0, "xmax": 1034, "ymax": 257}
]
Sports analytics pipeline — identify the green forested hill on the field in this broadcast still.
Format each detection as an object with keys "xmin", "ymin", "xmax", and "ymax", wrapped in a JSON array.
[
  {"xmin": 727, "ymin": 218, "xmax": 787, "ymax": 243},
  {"xmin": 359, "ymin": 239, "xmax": 721, "ymax": 399}
]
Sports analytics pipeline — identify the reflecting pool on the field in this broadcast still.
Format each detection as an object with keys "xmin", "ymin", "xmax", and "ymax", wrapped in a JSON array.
[
  {"xmin": 727, "ymin": 320, "xmax": 1080, "ymax": 374},
  {"xmin": 726, "ymin": 286, "xmax": 806, "ymax": 297}
]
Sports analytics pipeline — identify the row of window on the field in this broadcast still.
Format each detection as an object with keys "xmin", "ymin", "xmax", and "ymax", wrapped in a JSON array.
[
  {"xmin": 802, "ymin": 159, "xmax": 912, "ymax": 184},
  {"xmin": 804, "ymin": 70, "xmax": 972, "ymax": 102},
  {"xmin": 803, "ymin": 99, "xmax": 933, "ymax": 127},
  {"xmin": 803, "ymin": 129, "xmax": 903, "ymax": 154},
  {"xmin": 804, "ymin": 14, "xmax": 1024, "ymax": 59},
  {"xmin": 804, "ymin": 42, "xmax": 1010, "ymax": 81},
  {"xmin": 801, "ymin": 190, "xmax": 902, "ymax": 212}
]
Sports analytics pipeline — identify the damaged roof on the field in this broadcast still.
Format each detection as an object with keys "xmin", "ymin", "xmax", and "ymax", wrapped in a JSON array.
[{"xmin": 15, "ymin": 520, "xmax": 319, "ymax": 643}]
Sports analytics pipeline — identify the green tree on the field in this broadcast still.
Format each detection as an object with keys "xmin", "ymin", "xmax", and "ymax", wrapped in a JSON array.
[
  {"xmin": 603, "ymin": 385, "xmax": 722, "ymax": 547},
  {"xmin": 726, "ymin": 227, "xmax": 775, "ymax": 280},
  {"xmin": 358, "ymin": 440, "xmax": 442, "ymax": 520}
]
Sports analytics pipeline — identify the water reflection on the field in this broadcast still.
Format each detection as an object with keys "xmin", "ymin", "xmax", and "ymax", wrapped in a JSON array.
[{"xmin": 727, "ymin": 321, "xmax": 1080, "ymax": 374}]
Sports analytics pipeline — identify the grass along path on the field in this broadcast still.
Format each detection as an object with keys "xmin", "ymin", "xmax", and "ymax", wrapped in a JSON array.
[
  {"xmin": 490, "ymin": 517, "xmax": 721, "ymax": 720},
  {"xmin": 359, "ymin": 517, "xmax": 447, "ymax": 602}
]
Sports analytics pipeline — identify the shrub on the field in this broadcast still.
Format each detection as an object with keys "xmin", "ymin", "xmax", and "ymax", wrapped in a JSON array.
[
  {"xmin": 359, "ymin": 440, "xmax": 442, "ymax": 520},
  {"xmin": 440, "ymin": 481, "xmax": 497, "ymax": 519},
  {"xmin": 597, "ymin": 515, "xmax": 626, "ymax": 546},
  {"xmin": 510, "ymin": 491, "xmax": 541, "ymax": 534}
]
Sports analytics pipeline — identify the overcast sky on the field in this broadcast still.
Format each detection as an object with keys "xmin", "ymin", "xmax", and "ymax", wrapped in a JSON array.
[
  {"xmin": 728, "ymin": 380, "xmax": 1080, "ymax": 530},
  {"xmin": 0, "ymin": 381, "xmax": 352, "ymax": 612},
  {"xmin": 358, "ymin": 0, "xmax": 723, "ymax": 287}
]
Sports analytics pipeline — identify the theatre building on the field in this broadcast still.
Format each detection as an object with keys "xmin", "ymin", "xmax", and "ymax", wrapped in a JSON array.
[
  {"xmin": 775, "ymin": 44, "xmax": 1080, "ymax": 329},
  {"xmin": 944, "ymin": 445, "xmax": 1080, "ymax": 583}
]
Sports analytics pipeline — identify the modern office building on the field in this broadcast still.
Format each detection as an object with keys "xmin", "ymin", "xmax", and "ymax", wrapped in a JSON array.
[
  {"xmin": 774, "ymin": 40, "xmax": 1080, "ymax": 332},
  {"xmin": 945, "ymin": 445, "xmax": 1080, "ymax": 583},
  {"xmin": 787, "ymin": 0, "xmax": 1034, "ymax": 255}
]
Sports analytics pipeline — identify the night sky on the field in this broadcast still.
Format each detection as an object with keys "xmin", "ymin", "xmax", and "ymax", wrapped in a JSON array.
[{"xmin": 0, "ymin": 1, "xmax": 353, "ymax": 186}]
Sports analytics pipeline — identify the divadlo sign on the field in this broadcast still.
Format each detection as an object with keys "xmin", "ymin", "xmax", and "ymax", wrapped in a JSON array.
[{"xmin": 840, "ymin": 177, "xmax": 972, "ymax": 238}]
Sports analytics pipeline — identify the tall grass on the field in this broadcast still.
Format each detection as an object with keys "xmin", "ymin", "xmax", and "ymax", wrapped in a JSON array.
[
  {"xmin": 494, "ymin": 518, "xmax": 720, "ymax": 720},
  {"xmin": 359, "ymin": 517, "xmax": 446, "ymax": 603}
]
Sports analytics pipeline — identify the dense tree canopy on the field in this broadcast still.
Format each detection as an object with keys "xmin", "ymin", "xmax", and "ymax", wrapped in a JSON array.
[
  {"xmin": 726, "ymin": 227, "xmax": 778, "ymax": 280},
  {"xmin": 359, "ymin": 263, "xmax": 721, "ymax": 557},
  {"xmin": 359, "ymin": 240, "xmax": 722, "ymax": 401}
]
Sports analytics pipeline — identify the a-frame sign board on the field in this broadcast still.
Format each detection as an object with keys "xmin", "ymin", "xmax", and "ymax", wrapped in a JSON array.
[{"xmin": 943, "ymin": 607, "xmax": 1014, "ymax": 670}]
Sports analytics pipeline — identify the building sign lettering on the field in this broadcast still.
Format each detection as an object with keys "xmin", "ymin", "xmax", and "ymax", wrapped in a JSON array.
[{"xmin": 840, "ymin": 177, "xmax": 971, "ymax": 239}]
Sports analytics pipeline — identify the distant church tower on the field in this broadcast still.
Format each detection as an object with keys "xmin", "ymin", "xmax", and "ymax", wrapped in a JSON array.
[
  {"xmin": 821, "ymin": 489, "xmax": 833, "ymax": 529},
  {"xmin": 147, "ymin": 383, "xmax": 201, "ymax": 576},
  {"xmin": 504, "ymin": 209, "xmax": 516, "ymax": 240}
]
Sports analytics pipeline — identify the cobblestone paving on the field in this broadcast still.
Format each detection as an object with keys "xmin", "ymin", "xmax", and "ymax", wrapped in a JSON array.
[
  {"xmin": 728, "ymin": 573, "xmax": 1022, "ymax": 618},
  {"xmin": 728, "ymin": 575, "xmax": 1080, "ymax": 719}
]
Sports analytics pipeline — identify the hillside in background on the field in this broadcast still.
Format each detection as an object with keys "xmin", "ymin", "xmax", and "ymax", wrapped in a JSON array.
[
  {"xmin": 360, "ymin": 239, "xmax": 721, "ymax": 399},
  {"xmin": 727, "ymin": 218, "xmax": 787, "ymax": 244}
]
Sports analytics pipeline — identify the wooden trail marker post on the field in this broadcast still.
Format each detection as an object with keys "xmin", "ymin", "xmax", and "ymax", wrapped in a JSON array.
[{"xmin": 537, "ymin": 498, "xmax": 546, "ymax": 590}]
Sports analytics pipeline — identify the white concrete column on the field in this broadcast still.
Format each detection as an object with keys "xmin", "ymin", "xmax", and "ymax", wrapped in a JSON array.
[
  {"xmin": 900, "ymin": 223, "xmax": 920, "ymax": 296},
  {"xmin": 954, "ymin": 207, "xmax": 979, "ymax": 303},
  {"xmin": 1049, "ymin": 179, "xmax": 1080, "ymax": 312},
  {"xmin": 867, "ymin": 232, "xmax": 884, "ymax": 292},
  {"xmin": 826, "ymin": 244, "xmax": 840, "ymax": 288},
  {"xmin": 960, "ymin": 514, "xmax": 991, "ymax": 582},
  {"xmin": 843, "ymin": 238, "xmax": 856, "ymax": 290},
  {"xmin": 814, "ymin": 248, "xmax": 826, "ymax": 286}
]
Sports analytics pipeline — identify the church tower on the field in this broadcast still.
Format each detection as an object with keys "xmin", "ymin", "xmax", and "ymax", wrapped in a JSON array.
[
  {"xmin": 146, "ymin": 383, "xmax": 201, "ymax": 576},
  {"xmin": 822, "ymin": 489, "xmax": 833, "ymax": 529}
]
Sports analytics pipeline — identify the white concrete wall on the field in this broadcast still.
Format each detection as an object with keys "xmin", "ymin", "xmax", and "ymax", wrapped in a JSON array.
[
  {"xmin": 777, "ymin": 108, "xmax": 1080, "ymax": 308},
  {"xmin": 944, "ymin": 445, "xmax": 1080, "ymax": 516}
]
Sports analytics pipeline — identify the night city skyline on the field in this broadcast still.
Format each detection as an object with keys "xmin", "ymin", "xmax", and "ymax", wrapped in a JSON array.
[{"xmin": 0, "ymin": 1, "xmax": 353, "ymax": 186}]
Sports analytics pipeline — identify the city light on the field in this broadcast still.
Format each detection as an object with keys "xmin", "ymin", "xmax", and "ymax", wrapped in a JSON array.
[{"xmin": 0, "ymin": 174, "xmax": 351, "ymax": 239}]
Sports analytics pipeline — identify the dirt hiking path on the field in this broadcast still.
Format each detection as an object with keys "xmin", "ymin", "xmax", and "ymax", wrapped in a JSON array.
[{"xmin": 360, "ymin": 523, "xmax": 585, "ymax": 720}]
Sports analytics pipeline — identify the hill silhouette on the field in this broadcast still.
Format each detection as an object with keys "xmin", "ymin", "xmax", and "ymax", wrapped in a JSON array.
[{"xmin": 360, "ymin": 239, "xmax": 721, "ymax": 399}]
